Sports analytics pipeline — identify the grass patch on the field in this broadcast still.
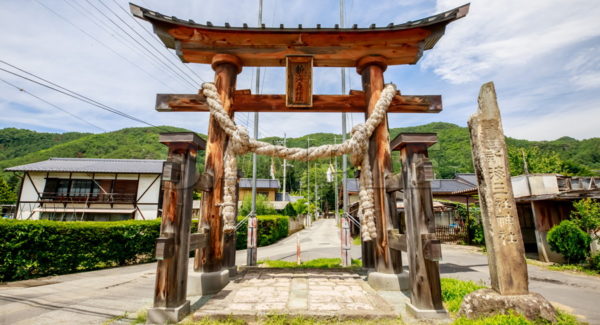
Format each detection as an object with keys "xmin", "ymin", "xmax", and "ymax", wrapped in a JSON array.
[
  {"xmin": 451, "ymin": 309, "xmax": 582, "ymax": 325},
  {"xmin": 547, "ymin": 264, "xmax": 600, "ymax": 277},
  {"xmin": 441, "ymin": 278, "xmax": 485, "ymax": 312},
  {"xmin": 259, "ymin": 258, "xmax": 362, "ymax": 269}
]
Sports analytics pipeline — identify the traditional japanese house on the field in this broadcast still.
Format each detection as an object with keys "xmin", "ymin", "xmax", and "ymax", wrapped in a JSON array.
[{"xmin": 5, "ymin": 158, "xmax": 164, "ymax": 221}]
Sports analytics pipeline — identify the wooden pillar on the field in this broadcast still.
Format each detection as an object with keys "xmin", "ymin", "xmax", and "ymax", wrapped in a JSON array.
[
  {"xmin": 357, "ymin": 56, "xmax": 402, "ymax": 274},
  {"xmin": 195, "ymin": 54, "xmax": 242, "ymax": 273},
  {"xmin": 396, "ymin": 133, "xmax": 445, "ymax": 316},
  {"xmin": 149, "ymin": 132, "xmax": 204, "ymax": 324}
]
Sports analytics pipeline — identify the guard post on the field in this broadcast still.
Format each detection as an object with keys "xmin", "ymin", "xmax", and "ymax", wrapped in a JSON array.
[
  {"xmin": 391, "ymin": 133, "xmax": 446, "ymax": 319},
  {"xmin": 148, "ymin": 132, "xmax": 205, "ymax": 324}
]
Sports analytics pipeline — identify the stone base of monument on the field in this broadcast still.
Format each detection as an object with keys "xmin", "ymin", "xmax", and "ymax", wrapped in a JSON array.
[
  {"xmin": 406, "ymin": 303, "xmax": 449, "ymax": 320},
  {"xmin": 459, "ymin": 289, "xmax": 556, "ymax": 322},
  {"xmin": 187, "ymin": 270, "xmax": 229, "ymax": 296},
  {"xmin": 147, "ymin": 300, "xmax": 190, "ymax": 324},
  {"xmin": 367, "ymin": 271, "xmax": 409, "ymax": 291}
]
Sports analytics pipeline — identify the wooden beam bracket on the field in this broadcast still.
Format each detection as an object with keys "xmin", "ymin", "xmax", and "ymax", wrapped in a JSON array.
[
  {"xmin": 414, "ymin": 158, "xmax": 434, "ymax": 182},
  {"xmin": 422, "ymin": 233, "xmax": 442, "ymax": 261},
  {"xmin": 196, "ymin": 171, "xmax": 214, "ymax": 192},
  {"xmin": 388, "ymin": 229, "xmax": 407, "ymax": 252},
  {"xmin": 155, "ymin": 236, "xmax": 175, "ymax": 260},
  {"xmin": 189, "ymin": 230, "xmax": 210, "ymax": 251},
  {"xmin": 385, "ymin": 172, "xmax": 403, "ymax": 192},
  {"xmin": 162, "ymin": 162, "xmax": 181, "ymax": 183}
]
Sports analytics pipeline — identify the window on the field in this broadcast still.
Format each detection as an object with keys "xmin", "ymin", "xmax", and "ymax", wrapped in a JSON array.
[{"xmin": 43, "ymin": 178, "xmax": 70, "ymax": 199}]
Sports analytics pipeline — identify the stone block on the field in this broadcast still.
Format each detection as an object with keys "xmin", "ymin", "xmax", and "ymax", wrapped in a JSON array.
[
  {"xmin": 459, "ymin": 288, "xmax": 556, "ymax": 322},
  {"xmin": 406, "ymin": 303, "xmax": 448, "ymax": 320},
  {"xmin": 187, "ymin": 269, "xmax": 229, "ymax": 296},
  {"xmin": 147, "ymin": 300, "xmax": 190, "ymax": 324},
  {"xmin": 367, "ymin": 271, "xmax": 409, "ymax": 291}
]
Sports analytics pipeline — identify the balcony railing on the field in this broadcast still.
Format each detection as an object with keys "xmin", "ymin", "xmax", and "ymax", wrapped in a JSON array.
[{"xmin": 40, "ymin": 192, "xmax": 136, "ymax": 204}]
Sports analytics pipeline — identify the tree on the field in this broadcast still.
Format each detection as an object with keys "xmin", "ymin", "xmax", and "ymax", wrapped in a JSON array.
[
  {"xmin": 0, "ymin": 178, "xmax": 16, "ymax": 204},
  {"xmin": 571, "ymin": 198, "xmax": 600, "ymax": 240},
  {"xmin": 507, "ymin": 146, "xmax": 591, "ymax": 176}
]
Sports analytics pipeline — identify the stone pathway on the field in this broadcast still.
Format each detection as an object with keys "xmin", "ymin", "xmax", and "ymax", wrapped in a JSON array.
[{"xmin": 193, "ymin": 268, "xmax": 399, "ymax": 321}]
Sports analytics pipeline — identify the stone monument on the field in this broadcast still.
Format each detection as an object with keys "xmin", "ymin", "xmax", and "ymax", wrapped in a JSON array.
[{"xmin": 460, "ymin": 82, "xmax": 556, "ymax": 321}]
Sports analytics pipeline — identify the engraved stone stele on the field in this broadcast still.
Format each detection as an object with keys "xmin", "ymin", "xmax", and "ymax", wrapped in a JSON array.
[{"xmin": 460, "ymin": 82, "xmax": 556, "ymax": 322}]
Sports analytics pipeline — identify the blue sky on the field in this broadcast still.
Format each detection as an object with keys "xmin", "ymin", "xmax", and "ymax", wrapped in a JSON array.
[{"xmin": 0, "ymin": 0, "xmax": 599, "ymax": 141}]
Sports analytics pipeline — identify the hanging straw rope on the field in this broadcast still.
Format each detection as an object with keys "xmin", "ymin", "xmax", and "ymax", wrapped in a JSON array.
[{"xmin": 201, "ymin": 82, "xmax": 397, "ymax": 241}]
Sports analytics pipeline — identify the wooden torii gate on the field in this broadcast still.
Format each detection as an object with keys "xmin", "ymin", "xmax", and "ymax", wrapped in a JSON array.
[{"xmin": 131, "ymin": 3, "xmax": 469, "ymax": 322}]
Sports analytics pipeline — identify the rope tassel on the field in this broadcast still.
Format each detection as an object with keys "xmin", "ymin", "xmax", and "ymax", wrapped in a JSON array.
[{"xmin": 202, "ymin": 82, "xmax": 397, "ymax": 240}]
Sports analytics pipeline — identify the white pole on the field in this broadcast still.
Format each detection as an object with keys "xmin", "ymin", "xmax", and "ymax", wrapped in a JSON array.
[{"xmin": 282, "ymin": 133, "xmax": 287, "ymax": 198}]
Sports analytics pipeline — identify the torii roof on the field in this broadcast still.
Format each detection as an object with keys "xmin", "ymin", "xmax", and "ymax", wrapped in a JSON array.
[{"xmin": 130, "ymin": 3, "xmax": 469, "ymax": 67}]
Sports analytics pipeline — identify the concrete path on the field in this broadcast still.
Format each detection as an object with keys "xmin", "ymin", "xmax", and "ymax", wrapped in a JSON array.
[
  {"xmin": 193, "ymin": 268, "xmax": 397, "ymax": 320},
  {"xmin": 1, "ymin": 218, "xmax": 600, "ymax": 324}
]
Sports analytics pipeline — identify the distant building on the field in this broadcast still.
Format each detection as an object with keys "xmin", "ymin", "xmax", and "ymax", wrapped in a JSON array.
[
  {"xmin": 430, "ymin": 173, "xmax": 478, "ymax": 204},
  {"xmin": 5, "ymin": 158, "xmax": 164, "ymax": 221},
  {"xmin": 238, "ymin": 178, "xmax": 280, "ymax": 201},
  {"xmin": 511, "ymin": 174, "xmax": 600, "ymax": 262}
]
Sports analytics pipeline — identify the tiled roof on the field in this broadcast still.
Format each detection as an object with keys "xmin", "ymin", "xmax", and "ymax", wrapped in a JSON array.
[
  {"xmin": 5, "ymin": 158, "xmax": 164, "ymax": 174},
  {"xmin": 455, "ymin": 173, "xmax": 477, "ymax": 186},
  {"xmin": 430, "ymin": 179, "xmax": 476, "ymax": 194},
  {"xmin": 239, "ymin": 178, "xmax": 280, "ymax": 189}
]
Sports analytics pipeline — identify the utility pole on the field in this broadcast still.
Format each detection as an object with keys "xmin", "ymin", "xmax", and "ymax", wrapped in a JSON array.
[
  {"xmin": 339, "ymin": 0, "xmax": 351, "ymax": 267},
  {"xmin": 334, "ymin": 136, "xmax": 340, "ymax": 224},
  {"xmin": 282, "ymin": 133, "xmax": 287, "ymax": 198},
  {"xmin": 247, "ymin": 0, "xmax": 263, "ymax": 266},
  {"xmin": 339, "ymin": 0, "xmax": 349, "ymax": 218},
  {"xmin": 307, "ymin": 137, "xmax": 311, "ymax": 227}
]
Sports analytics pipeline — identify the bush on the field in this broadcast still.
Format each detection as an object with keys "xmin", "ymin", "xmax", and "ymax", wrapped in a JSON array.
[
  {"xmin": 570, "ymin": 198, "xmax": 600, "ymax": 240},
  {"xmin": 547, "ymin": 220, "xmax": 591, "ymax": 264},
  {"xmin": 239, "ymin": 194, "xmax": 276, "ymax": 217},
  {"xmin": 282, "ymin": 203, "xmax": 297, "ymax": 217},
  {"xmin": 441, "ymin": 278, "xmax": 485, "ymax": 312},
  {"xmin": 0, "ymin": 219, "xmax": 160, "ymax": 281},
  {"xmin": 235, "ymin": 215, "xmax": 289, "ymax": 249},
  {"xmin": 588, "ymin": 252, "xmax": 600, "ymax": 271}
]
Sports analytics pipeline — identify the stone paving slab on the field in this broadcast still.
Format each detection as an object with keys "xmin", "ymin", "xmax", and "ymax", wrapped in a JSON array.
[{"xmin": 193, "ymin": 268, "xmax": 399, "ymax": 321}]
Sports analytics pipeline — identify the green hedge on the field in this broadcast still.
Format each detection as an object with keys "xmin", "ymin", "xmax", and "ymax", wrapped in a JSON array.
[
  {"xmin": 1, "ymin": 215, "xmax": 289, "ymax": 282},
  {"xmin": 0, "ymin": 219, "xmax": 160, "ymax": 282},
  {"xmin": 235, "ymin": 215, "xmax": 289, "ymax": 250}
]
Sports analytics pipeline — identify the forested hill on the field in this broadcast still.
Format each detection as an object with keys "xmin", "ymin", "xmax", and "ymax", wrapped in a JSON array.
[{"xmin": 0, "ymin": 123, "xmax": 598, "ymax": 193}]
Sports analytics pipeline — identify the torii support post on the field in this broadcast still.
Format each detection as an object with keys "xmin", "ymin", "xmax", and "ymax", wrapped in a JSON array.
[
  {"xmin": 393, "ymin": 133, "xmax": 446, "ymax": 319},
  {"xmin": 148, "ymin": 132, "xmax": 205, "ymax": 324},
  {"xmin": 358, "ymin": 56, "xmax": 407, "ymax": 291},
  {"xmin": 189, "ymin": 54, "xmax": 242, "ymax": 296}
]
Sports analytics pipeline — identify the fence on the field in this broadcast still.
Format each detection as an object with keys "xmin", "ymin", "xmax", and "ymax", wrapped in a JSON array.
[{"xmin": 435, "ymin": 225, "xmax": 467, "ymax": 243}]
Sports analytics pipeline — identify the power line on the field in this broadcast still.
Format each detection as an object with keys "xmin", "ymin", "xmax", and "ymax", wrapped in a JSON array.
[
  {"xmin": 108, "ymin": 0, "xmax": 207, "ymax": 83},
  {"xmin": 63, "ymin": 0, "xmax": 185, "ymax": 89},
  {"xmin": 0, "ymin": 62, "xmax": 167, "ymax": 130},
  {"xmin": 92, "ymin": 0, "xmax": 201, "ymax": 88},
  {"xmin": 0, "ymin": 78, "xmax": 106, "ymax": 132},
  {"xmin": 32, "ymin": 0, "xmax": 180, "ymax": 92},
  {"xmin": 82, "ymin": 0, "xmax": 197, "ymax": 89}
]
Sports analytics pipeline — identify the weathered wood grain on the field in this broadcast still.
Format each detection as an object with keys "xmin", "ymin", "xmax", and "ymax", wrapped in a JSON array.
[
  {"xmin": 360, "ymin": 58, "xmax": 402, "ymax": 274},
  {"xmin": 396, "ymin": 134, "xmax": 444, "ymax": 311},
  {"xmin": 153, "ymin": 134, "xmax": 201, "ymax": 309},
  {"xmin": 156, "ymin": 93, "xmax": 442, "ymax": 113},
  {"xmin": 195, "ymin": 57, "xmax": 239, "ymax": 273}
]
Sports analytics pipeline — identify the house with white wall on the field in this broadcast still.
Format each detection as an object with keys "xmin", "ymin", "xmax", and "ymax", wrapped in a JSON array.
[{"xmin": 5, "ymin": 158, "xmax": 164, "ymax": 221}]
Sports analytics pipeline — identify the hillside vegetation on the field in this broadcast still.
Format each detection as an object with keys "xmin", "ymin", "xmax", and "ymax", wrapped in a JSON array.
[{"xmin": 1, "ymin": 123, "xmax": 598, "ymax": 208}]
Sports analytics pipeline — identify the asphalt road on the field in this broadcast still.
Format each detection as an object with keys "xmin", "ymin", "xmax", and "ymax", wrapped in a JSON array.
[{"xmin": 1, "ymin": 219, "xmax": 599, "ymax": 324}]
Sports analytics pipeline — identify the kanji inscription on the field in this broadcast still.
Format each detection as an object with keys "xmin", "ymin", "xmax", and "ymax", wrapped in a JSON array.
[
  {"xmin": 286, "ymin": 56, "xmax": 313, "ymax": 107},
  {"xmin": 468, "ymin": 82, "xmax": 529, "ymax": 295}
]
